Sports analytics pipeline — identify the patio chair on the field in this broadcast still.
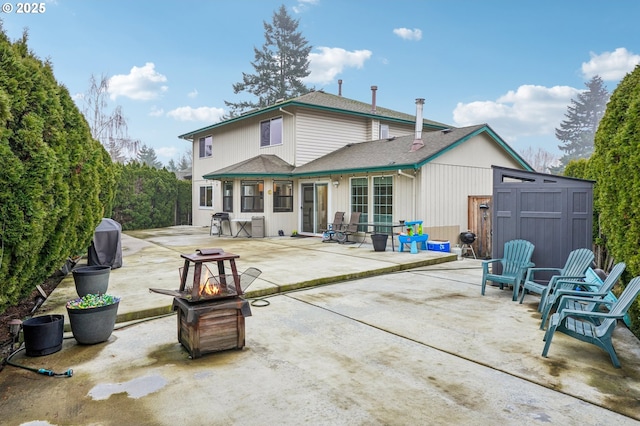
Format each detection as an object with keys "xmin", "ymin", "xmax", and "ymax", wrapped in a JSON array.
[
  {"xmin": 321, "ymin": 212, "xmax": 345, "ymax": 243},
  {"xmin": 335, "ymin": 211, "xmax": 361, "ymax": 244},
  {"xmin": 539, "ymin": 262, "xmax": 626, "ymax": 330},
  {"xmin": 519, "ymin": 248, "xmax": 594, "ymax": 311},
  {"xmin": 481, "ymin": 239, "xmax": 535, "ymax": 301},
  {"xmin": 541, "ymin": 276, "xmax": 640, "ymax": 368}
]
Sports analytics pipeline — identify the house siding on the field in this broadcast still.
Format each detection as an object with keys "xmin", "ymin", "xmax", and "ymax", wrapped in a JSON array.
[
  {"xmin": 295, "ymin": 109, "xmax": 368, "ymax": 166},
  {"xmin": 416, "ymin": 134, "xmax": 525, "ymax": 244},
  {"xmin": 190, "ymin": 113, "xmax": 297, "ymax": 227}
]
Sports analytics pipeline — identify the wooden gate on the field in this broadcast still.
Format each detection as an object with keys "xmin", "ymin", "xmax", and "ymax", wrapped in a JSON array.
[{"xmin": 468, "ymin": 195, "xmax": 492, "ymax": 259}]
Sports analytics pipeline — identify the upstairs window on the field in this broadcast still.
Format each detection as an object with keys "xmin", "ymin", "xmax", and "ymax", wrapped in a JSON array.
[
  {"xmin": 260, "ymin": 117, "xmax": 283, "ymax": 147},
  {"xmin": 199, "ymin": 135, "xmax": 212, "ymax": 158},
  {"xmin": 380, "ymin": 124, "xmax": 389, "ymax": 139}
]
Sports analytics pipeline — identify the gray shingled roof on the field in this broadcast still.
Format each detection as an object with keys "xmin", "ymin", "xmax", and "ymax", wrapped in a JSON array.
[
  {"xmin": 287, "ymin": 91, "xmax": 448, "ymax": 128},
  {"xmin": 202, "ymin": 124, "xmax": 531, "ymax": 179},
  {"xmin": 179, "ymin": 90, "xmax": 450, "ymax": 140},
  {"xmin": 204, "ymin": 155, "xmax": 294, "ymax": 179},
  {"xmin": 293, "ymin": 125, "xmax": 487, "ymax": 176}
]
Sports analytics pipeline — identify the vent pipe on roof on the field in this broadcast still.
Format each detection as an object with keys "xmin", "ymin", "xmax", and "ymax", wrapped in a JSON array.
[
  {"xmin": 338, "ymin": 79, "xmax": 343, "ymax": 96},
  {"xmin": 410, "ymin": 98, "xmax": 425, "ymax": 152},
  {"xmin": 371, "ymin": 86, "xmax": 378, "ymax": 114}
]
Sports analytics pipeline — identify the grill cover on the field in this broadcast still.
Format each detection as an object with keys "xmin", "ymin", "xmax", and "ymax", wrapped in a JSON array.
[{"xmin": 88, "ymin": 218, "xmax": 123, "ymax": 269}]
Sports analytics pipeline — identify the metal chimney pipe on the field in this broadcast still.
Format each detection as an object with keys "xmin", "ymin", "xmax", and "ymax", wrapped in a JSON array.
[
  {"xmin": 338, "ymin": 79, "xmax": 342, "ymax": 96},
  {"xmin": 410, "ymin": 98, "xmax": 425, "ymax": 152},
  {"xmin": 371, "ymin": 86, "xmax": 378, "ymax": 113}
]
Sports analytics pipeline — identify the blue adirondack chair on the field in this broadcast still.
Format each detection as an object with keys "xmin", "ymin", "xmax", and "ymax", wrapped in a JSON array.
[
  {"xmin": 519, "ymin": 248, "xmax": 594, "ymax": 311},
  {"xmin": 539, "ymin": 262, "xmax": 626, "ymax": 330},
  {"xmin": 541, "ymin": 276, "xmax": 640, "ymax": 368},
  {"xmin": 481, "ymin": 239, "xmax": 535, "ymax": 301}
]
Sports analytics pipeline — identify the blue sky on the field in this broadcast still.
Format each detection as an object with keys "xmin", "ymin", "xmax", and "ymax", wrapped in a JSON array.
[{"xmin": 2, "ymin": 0, "xmax": 640, "ymax": 165}]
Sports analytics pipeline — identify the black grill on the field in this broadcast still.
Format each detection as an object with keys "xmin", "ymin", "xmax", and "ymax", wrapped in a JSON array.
[
  {"xmin": 459, "ymin": 231, "xmax": 476, "ymax": 244},
  {"xmin": 212, "ymin": 212, "xmax": 230, "ymax": 219}
]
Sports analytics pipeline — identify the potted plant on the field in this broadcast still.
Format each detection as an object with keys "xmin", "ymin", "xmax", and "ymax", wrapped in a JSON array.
[
  {"xmin": 66, "ymin": 294, "xmax": 120, "ymax": 344},
  {"xmin": 72, "ymin": 265, "xmax": 111, "ymax": 297}
]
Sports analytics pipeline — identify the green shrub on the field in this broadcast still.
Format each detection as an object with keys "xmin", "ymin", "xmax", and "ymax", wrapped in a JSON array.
[
  {"xmin": 0, "ymin": 29, "xmax": 115, "ymax": 312},
  {"xmin": 589, "ymin": 64, "xmax": 640, "ymax": 337},
  {"xmin": 111, "ymin": 162, "xmax": 179, "ymax": 230}
]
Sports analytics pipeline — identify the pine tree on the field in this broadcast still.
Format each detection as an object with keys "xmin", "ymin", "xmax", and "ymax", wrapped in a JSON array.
[
  {"xmin": 136, "ymin": 144, "xmax": 163, "ymax": 169},
  {"xmin": 177, "ymin": 150, "xmax": 191, "ymax": 171},
  {"xmin": 166, "ymin": 159, "xmax": 178, "ymax": 172},
  {"xmin": 224, "ymin": 5, "xmax": 312, "ymax": 116},
  {"xmin": 555, "ymin": 75, "xmax": 610, "ymax": 170}
]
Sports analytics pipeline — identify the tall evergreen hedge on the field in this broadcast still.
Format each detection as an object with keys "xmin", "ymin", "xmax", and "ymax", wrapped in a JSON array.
[
  {"xmin": 589, "ymin": 64, "xmax": 640, "ymax": 337},
  {"xmin": 111, "ymin": 162, "xmax": 179, "ymax": 230},
  {"xmin": 0, "ymin": 28, "xmax": 116, "ymax": 312}
]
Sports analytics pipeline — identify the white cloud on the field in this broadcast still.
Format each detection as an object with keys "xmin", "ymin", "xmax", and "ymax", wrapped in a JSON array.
[
  {"xmin": 188, "ymin": 89, "xmax": 199, "ymax": 98},
  {"xmin": 108, "ymin": 63, "xmax": 168, "ymax": 101},
  {"xmin": 292, "ymin": 0, "xmax": 318, "ymax": 13},
  {"xmin": 156, "ymin": 146, "xmax": 178, "ymax": 159},
  {"xmin": 148, "ymin": 106, "xmax": 164, "ymax": 117},
  {"xmin": 393, "ymin": 28, "xmax": 422, "ymax": 41},
  {"xmin": 306, "ymin": 47, "xmax": 372, "ymax": 85},
  {"xmin": 582, "ymin": 47, "xmax": 640, "ymax": 81},
  {"xmin": 166, "ymin": 106, "xmax": 225, "ymax": 122},
  {"xmin": 453, "ymin": 84, "xmax": 581, "ymax": 142}
]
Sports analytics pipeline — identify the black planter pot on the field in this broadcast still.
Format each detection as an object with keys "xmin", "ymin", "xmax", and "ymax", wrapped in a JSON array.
[
  {"xmin": 22, "ymin": 314, "xmax": 64, "ymax": 356},
  {"xmin": 72, "ymin": 265, "xmax": 111, "ymax": 297},
  {"xmin": 67, "ymin": 301, "xmax": 119, "ymax": 345},
  {"xmin": 371, "ymin": 233, "xmax": 388, "ymax": 252}
]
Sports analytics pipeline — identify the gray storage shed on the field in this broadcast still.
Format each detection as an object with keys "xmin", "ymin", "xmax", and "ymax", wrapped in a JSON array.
[{"xmin": 491, "ymin": 166, "xmax": 594, "ymax": 273}]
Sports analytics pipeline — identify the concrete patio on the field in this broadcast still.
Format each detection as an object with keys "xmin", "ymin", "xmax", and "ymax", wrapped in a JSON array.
[{"xmin": 0, "ymin": 226, "xmax": 639, "ymax": 425}]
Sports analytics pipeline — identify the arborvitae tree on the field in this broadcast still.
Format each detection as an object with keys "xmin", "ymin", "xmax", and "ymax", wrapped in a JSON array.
[
  {"xmin": 224, "ymin": 4, "xmax": 312, "ymax": 116},
  {"xmin": 588, "ymin": 65, "xmax": 640, "ymax": 338},
  {"xmin": 0, "ymin": 27, "xmax": 116, "ymax": 311},
  {"xmin": 136, "ymin": 144, "xmax": 163, "ymax": 169},
  {"xmin": 111, "ymin": 162, "xmax": 178, "ymax": 230},
  {"xmin": 555, "ymin": 75, "xmax": 610, "ymax": 171}
]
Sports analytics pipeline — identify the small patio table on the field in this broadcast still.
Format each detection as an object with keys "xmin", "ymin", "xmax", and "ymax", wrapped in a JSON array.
[{"xmin": 231, "ymin": 218, "xmax": 252, "ymax": 238}]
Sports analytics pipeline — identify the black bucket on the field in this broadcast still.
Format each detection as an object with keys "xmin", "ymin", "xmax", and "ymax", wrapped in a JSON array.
[
  {"xmin": 22, "ymin": 314, "xmax": 64, "ymax": 356},
  {"xmin": 371, "ymin": 233, "xmax": 388, "ymax": 252}
]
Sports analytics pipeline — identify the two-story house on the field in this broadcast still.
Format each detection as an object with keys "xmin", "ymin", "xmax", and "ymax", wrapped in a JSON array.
[{"xmin": 179, "ymin": 88, "xmax": 532, "ymax": 245}]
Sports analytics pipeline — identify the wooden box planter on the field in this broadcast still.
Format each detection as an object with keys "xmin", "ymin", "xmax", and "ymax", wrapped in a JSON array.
[{"xmin": 172, "ymin": 297, "xmax": 252, "ymax": 359}]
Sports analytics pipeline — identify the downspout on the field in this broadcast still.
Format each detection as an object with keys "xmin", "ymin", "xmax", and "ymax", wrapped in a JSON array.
[{"xmin": 397, "ymin": 169, "xmax": 416, "ymax": 220}]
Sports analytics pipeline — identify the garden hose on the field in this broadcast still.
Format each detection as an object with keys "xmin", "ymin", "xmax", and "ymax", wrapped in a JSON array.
[{"xmin": 4, "ymin": 345, "xmax": 73, "ymax": 378}]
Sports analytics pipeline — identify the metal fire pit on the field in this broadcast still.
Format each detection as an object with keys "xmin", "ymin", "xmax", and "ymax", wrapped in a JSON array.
[
  {"xmin": 148, "ymin": 248, "xmax": 261, "ymax": 358},
  {"xmin": 149, "ymin": 248, "xmax": 261, "ymax": 302}
]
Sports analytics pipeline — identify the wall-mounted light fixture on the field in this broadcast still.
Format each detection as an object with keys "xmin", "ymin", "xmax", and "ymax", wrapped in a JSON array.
[{"xmin": 332, "ymin": 180, "xmax": 340, "ymax": 187}]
